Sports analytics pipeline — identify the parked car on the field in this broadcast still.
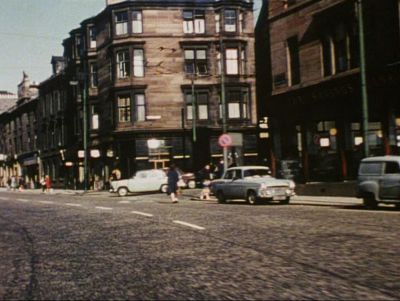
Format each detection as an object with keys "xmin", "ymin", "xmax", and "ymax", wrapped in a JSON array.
[
  {"xmin": 110, "ymin": 169, "xmax": 168, "ymax": 197},
  {"xmin": 210, "ymin": 166, "xmax": 296, "ymax": 205},
  {"xmin": 356, "ymin": 156, "xmax": 400, "ymax": 209}
]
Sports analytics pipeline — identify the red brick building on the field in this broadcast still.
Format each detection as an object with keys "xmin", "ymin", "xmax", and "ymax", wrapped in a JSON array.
[{"xmin": 256, "ymin": 0, "xmax": 400, "ymax": 182}]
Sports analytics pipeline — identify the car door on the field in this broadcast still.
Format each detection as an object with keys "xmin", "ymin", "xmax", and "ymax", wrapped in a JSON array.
[
  {"xmin": 229, "ymin": 169, "xmax": 245, "ymax": 198},
  {"xmin": 128, "ymin": 171, "xmax": 148, "ymax": 192},
  {"xmin": 380, "ymin": 161, "xmax": 400, "ymax": 199}
]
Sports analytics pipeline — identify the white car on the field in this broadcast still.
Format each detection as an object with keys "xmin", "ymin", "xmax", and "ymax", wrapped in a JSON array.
[
  {"xmin": 110, "ymin": 169, "xmax": 169, "ymax": 197},
  {"xmin": 210, "ymin": 166, "xmax": 296, "ymax": 205}
]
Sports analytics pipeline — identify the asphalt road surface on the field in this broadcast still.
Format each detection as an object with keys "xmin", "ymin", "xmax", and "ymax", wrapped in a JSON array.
[{"xmin": 0, "ymin": 190, "xmax": 399, "ymax": 300}]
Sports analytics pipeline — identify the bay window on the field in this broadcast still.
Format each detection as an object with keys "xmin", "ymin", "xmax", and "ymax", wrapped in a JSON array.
[
  {"xmin": 117, "ymin": 95, "xmax": 131, "ymax": 123},
  {"xmin": 134, "ymin": 93, "xmax": 146, "ymax": 121},
  {"xmin": 133, "ymin": 49, "xmax": 144, "ymax": 77},
  {"xmin": 116, "ymin": 50, "xmax": 130, "ymax": 78},
  {"xmin": 132, "ymin": 11, "xmax": 143, "ymax": 33},
  {"xmin": 115, "ymin": 11, "xmax": 128, "ymax": 35},
  {"xmin": 224, "ymin": 9, "xmax": 237, "ymax": 32}
]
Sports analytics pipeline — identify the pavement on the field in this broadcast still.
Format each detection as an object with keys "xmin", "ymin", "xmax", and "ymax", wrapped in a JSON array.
[{"xmin": 0, "ymin": 187, "xmax": 363, "ymax": 206}]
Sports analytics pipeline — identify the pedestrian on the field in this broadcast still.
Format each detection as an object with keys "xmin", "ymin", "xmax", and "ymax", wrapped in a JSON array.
[
  {"xmin": 214, "ymin": 159, "xmax": 224, "ymax": 178},
  {"xmin": 198, "ymin": 164, "xmax": 212, "ymax": 200},
  {"xmin": 167, "ymin": 164, "xmax": 180, "ymax": 203},
  {"xmin": 10, "ymin": 175, "xmax": 17, "ymax": 191},
  {"xmin": 44, "ymin": 175, "xmax": 52, "ymax": 193},
  {"xmin": 18, "ymin": 176, "xmax": 25, "ymax": 192},
  {"xmin": 6, "ymin": 177, "xmax": 11, "ymax": 190},
  {"xmin": 40, "ymin": 176, "xmax": 46, "ymax": 193}
]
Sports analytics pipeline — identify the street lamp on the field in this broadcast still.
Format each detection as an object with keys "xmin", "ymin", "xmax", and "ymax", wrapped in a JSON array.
[
  {"xmin": 70, "ymin": 68, "xmax": 89, "ymax": 192},
  {"xmin": 357, "ymin": 0, "xmax": 369, "ymax": 157}
]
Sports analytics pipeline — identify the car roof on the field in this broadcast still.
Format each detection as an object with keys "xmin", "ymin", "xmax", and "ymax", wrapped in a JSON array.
[
  {"xmin": 361, "ymin": 156, "xmax": 400, "ymax": 163},
  {"xmin": 227, "ymin": 166, "xmax": 270, "ymax": 170}
]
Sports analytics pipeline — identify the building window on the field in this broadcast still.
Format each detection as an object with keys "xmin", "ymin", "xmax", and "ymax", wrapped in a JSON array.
[
  {"xmin": 134, "ymin": 93, "xmax": 146, "ymax": 121},
  {"xmin": 116, "ymin": 50, "xmax": 130, "ymax": 78},
  {"xmin": 185, "ymin": 91, "xmax": 209, "ymax": 120},
  {"xmin": 89, "ymin": 26, "xmax": 96, "ymax": 48},
  {"xmin": 117, "ymin": 95, "xmax": 131, "ymax": 123},
  {"xmin": 90, "ymin": 63, "xmax": 98, "ymax": 87},
  {"xmin": 286, "ymin": 36, "xmax": 300, "ymax": 85},
  {"xmin": 215, "ymin": 13, "xmax": 220, "ymax": 33},
  {"xmin": 115, "ymin": 11, "xmax": 128, "ymax": 35},
  {"xmin": 197, "ymin": 93, "xmax": 209, "ymax": 120},
  {"xmin": 240, "ymin": 49, "xmax": 246, "ymax": 75},
  {"xmin": 239, "ymin": 12, "xmax": 244, "ymax": 33},
  {"xmin": 220, "ymin": 89, "xmax": 249, "ymax": 120},
  {"xmin": 224, "ymin": 9, "xmax": 237, "ymax": 32},
  {"xmin": 226, "ymin": 48, "xmax": 239, "ymax": 75},
  {"xmin": 321, "ymin": 36, "xmax": 334, "ymax": 76},
  {"xmin": 132, "ymin": 11, "xmax": 143, "ymax": 33},
  {"xmin": 183, "ymin": 10, "xmax": 205, "ymax": 34},
  {"xmin": 90, "ymin": 105, "xmax": 99, "ymax": 130},
  {"xmin": 133, "ymin": 49, "xmax": 144, "ymax": 77},
  {"xmin": 184, "ymin": 49, "xmax": 208, "ymax": 75},
  {"xmin": 333, "ymin": 23, "xmax": 349, "ymax": 73}
]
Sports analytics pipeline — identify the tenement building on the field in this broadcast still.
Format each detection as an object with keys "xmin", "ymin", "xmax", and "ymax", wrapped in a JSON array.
[
  {"xmin": 256, "ymin": 0, "xmax": 400, "ymax": 181},
  {"xmin": 0, "ymin": 73, "xmax": 39, "ymax": 187},
  {"xmin": 40, "ymin": 0, "xmax": 258, "ymax": 188}
]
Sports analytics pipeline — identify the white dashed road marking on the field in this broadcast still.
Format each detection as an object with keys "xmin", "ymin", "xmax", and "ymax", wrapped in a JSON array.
[
  {"xmin": 173, "ymin": 220, "xmax": 205, "ymax": 230},
  {"xmin": 16, "ymin": 198, "xmax": 30, "ymax": 202},
  {"xmin": 38, "ymin": 200, "xmax": 54, "ymax": 205},
  {"xmin": 65, "ymin": 203, "xmax": 83, "ymax": 207},
  {"xmin": 131, "ymin": 211, "xmax": 153, "ymax": 217},
  {"xmin": 0, "ymin": 197, "xmax": 9, "ymax": 201},
  {"xmin": 95, "ymin": 206, "xmax": 113, "ymax": 211},
  {"xmin": 118, "ymin": 200, "xmax": 130, "ymax": 204}
]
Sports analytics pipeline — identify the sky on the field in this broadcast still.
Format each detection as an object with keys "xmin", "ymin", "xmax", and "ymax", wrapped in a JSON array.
[{"xmin": 0, "ymin": 0, "xmax": 262, "ymax": 95}]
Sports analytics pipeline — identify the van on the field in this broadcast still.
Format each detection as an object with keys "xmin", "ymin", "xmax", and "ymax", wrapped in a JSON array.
[{"xmin": 357, "ymin": 156, "xmax": 400, "ymax": 209}]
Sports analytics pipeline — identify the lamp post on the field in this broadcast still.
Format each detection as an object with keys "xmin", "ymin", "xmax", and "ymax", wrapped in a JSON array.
[
  {"xmin": 219, "ymin": 28, "xmax": 228, "ymax": 172},
  {"xmin": 357, "ymin": 0, "xmax": 369, "ymax": 157},
  {"xmin": 191, "ymin": 74, "xmax": 197, "ymax": 143},
  {"xmin": 70, "ymin": 67, "xmax": 88, "ymax": 192}
]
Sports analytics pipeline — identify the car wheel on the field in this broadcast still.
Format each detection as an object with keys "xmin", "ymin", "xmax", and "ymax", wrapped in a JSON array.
[
  {"xmin": 118, "ymin": 187, "xmax": 128, "ymax": 197},
  {"xmin": 280, "ymin": 197, "xmax": 290, "ymax": 205},
  {"xmin": 216, "ymin": 191, "xmax": 226, "ymax": 204},
  {"xmin": 188, "ymin": 180, "xmax": 196, "ymax": 189},
  {"xmin": 160, "ymin": 184, "xmax": 168, "ymax": 193},
  {"xmin": 247, "ymin": 190, "xmax": 258, "ymax": 205},
  {"xmin": 363, "ymin": 195, "xmax": 377, "ymax": 209}
]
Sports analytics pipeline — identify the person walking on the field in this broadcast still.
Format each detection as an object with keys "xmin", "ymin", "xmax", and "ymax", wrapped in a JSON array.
[
  {"xmin": 10, "ymin": 175, "xmax": 17, "ymax": 191},
  {"xmin": 167, "ymin": 164, "xmax": 180, "ymax": 203},
  {"xmin": 44, "ymin": 175, "xmax": 52, "ymax": 193},
  {"xmin": 198, "ymin": 164, "xmax": 212, "ymax": 200},
  {"xmin": 40, "ymin": 176, "xmax": 46, "ymax": 193}
]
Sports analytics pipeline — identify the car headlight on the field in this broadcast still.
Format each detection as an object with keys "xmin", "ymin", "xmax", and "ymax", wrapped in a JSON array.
[{"xmin": 288, "ymin": 180, "xmax": 295, "ymax": 189}]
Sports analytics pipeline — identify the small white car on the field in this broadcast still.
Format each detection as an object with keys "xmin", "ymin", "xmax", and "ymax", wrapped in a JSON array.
[
  {"xmin": 110, "ymin": 169, "xmax": 168, "ymax": 197},
  {"xmin": 210, "ymin": 166, "xmax": 296, "ymax": 205}
]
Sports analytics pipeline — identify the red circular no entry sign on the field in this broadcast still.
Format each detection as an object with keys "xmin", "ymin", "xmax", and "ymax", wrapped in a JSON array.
[{"xmin": 218, "ymin": 134, "xmax": 232, "ymax": 147}]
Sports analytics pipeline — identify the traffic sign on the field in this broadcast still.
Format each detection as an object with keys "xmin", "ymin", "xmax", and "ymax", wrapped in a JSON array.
[{"xmin": 218, "ymin": 134, "xmax": 232, "ymax": 148}]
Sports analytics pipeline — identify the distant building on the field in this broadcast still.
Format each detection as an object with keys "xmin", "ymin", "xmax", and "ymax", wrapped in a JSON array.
[
  {"xmin": 256, "ymin": 0, "xmax": 400, "ymax": 181},
  {"xmin": 0, "ymin": 72, "xmax": 39, "ymax": 186},
  {"xmin": 0, "ymin": 90, "xmax": 17, "ymax": 113}
]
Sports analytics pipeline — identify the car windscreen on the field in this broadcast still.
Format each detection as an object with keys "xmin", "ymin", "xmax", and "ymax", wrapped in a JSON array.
[
  {"xmin": 243, "ymin": 169, "xmax": 271, "ymax": 178},
  {"xmin": 359, "ymin": 162, "xmax": 383, "ymax": 175}
]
